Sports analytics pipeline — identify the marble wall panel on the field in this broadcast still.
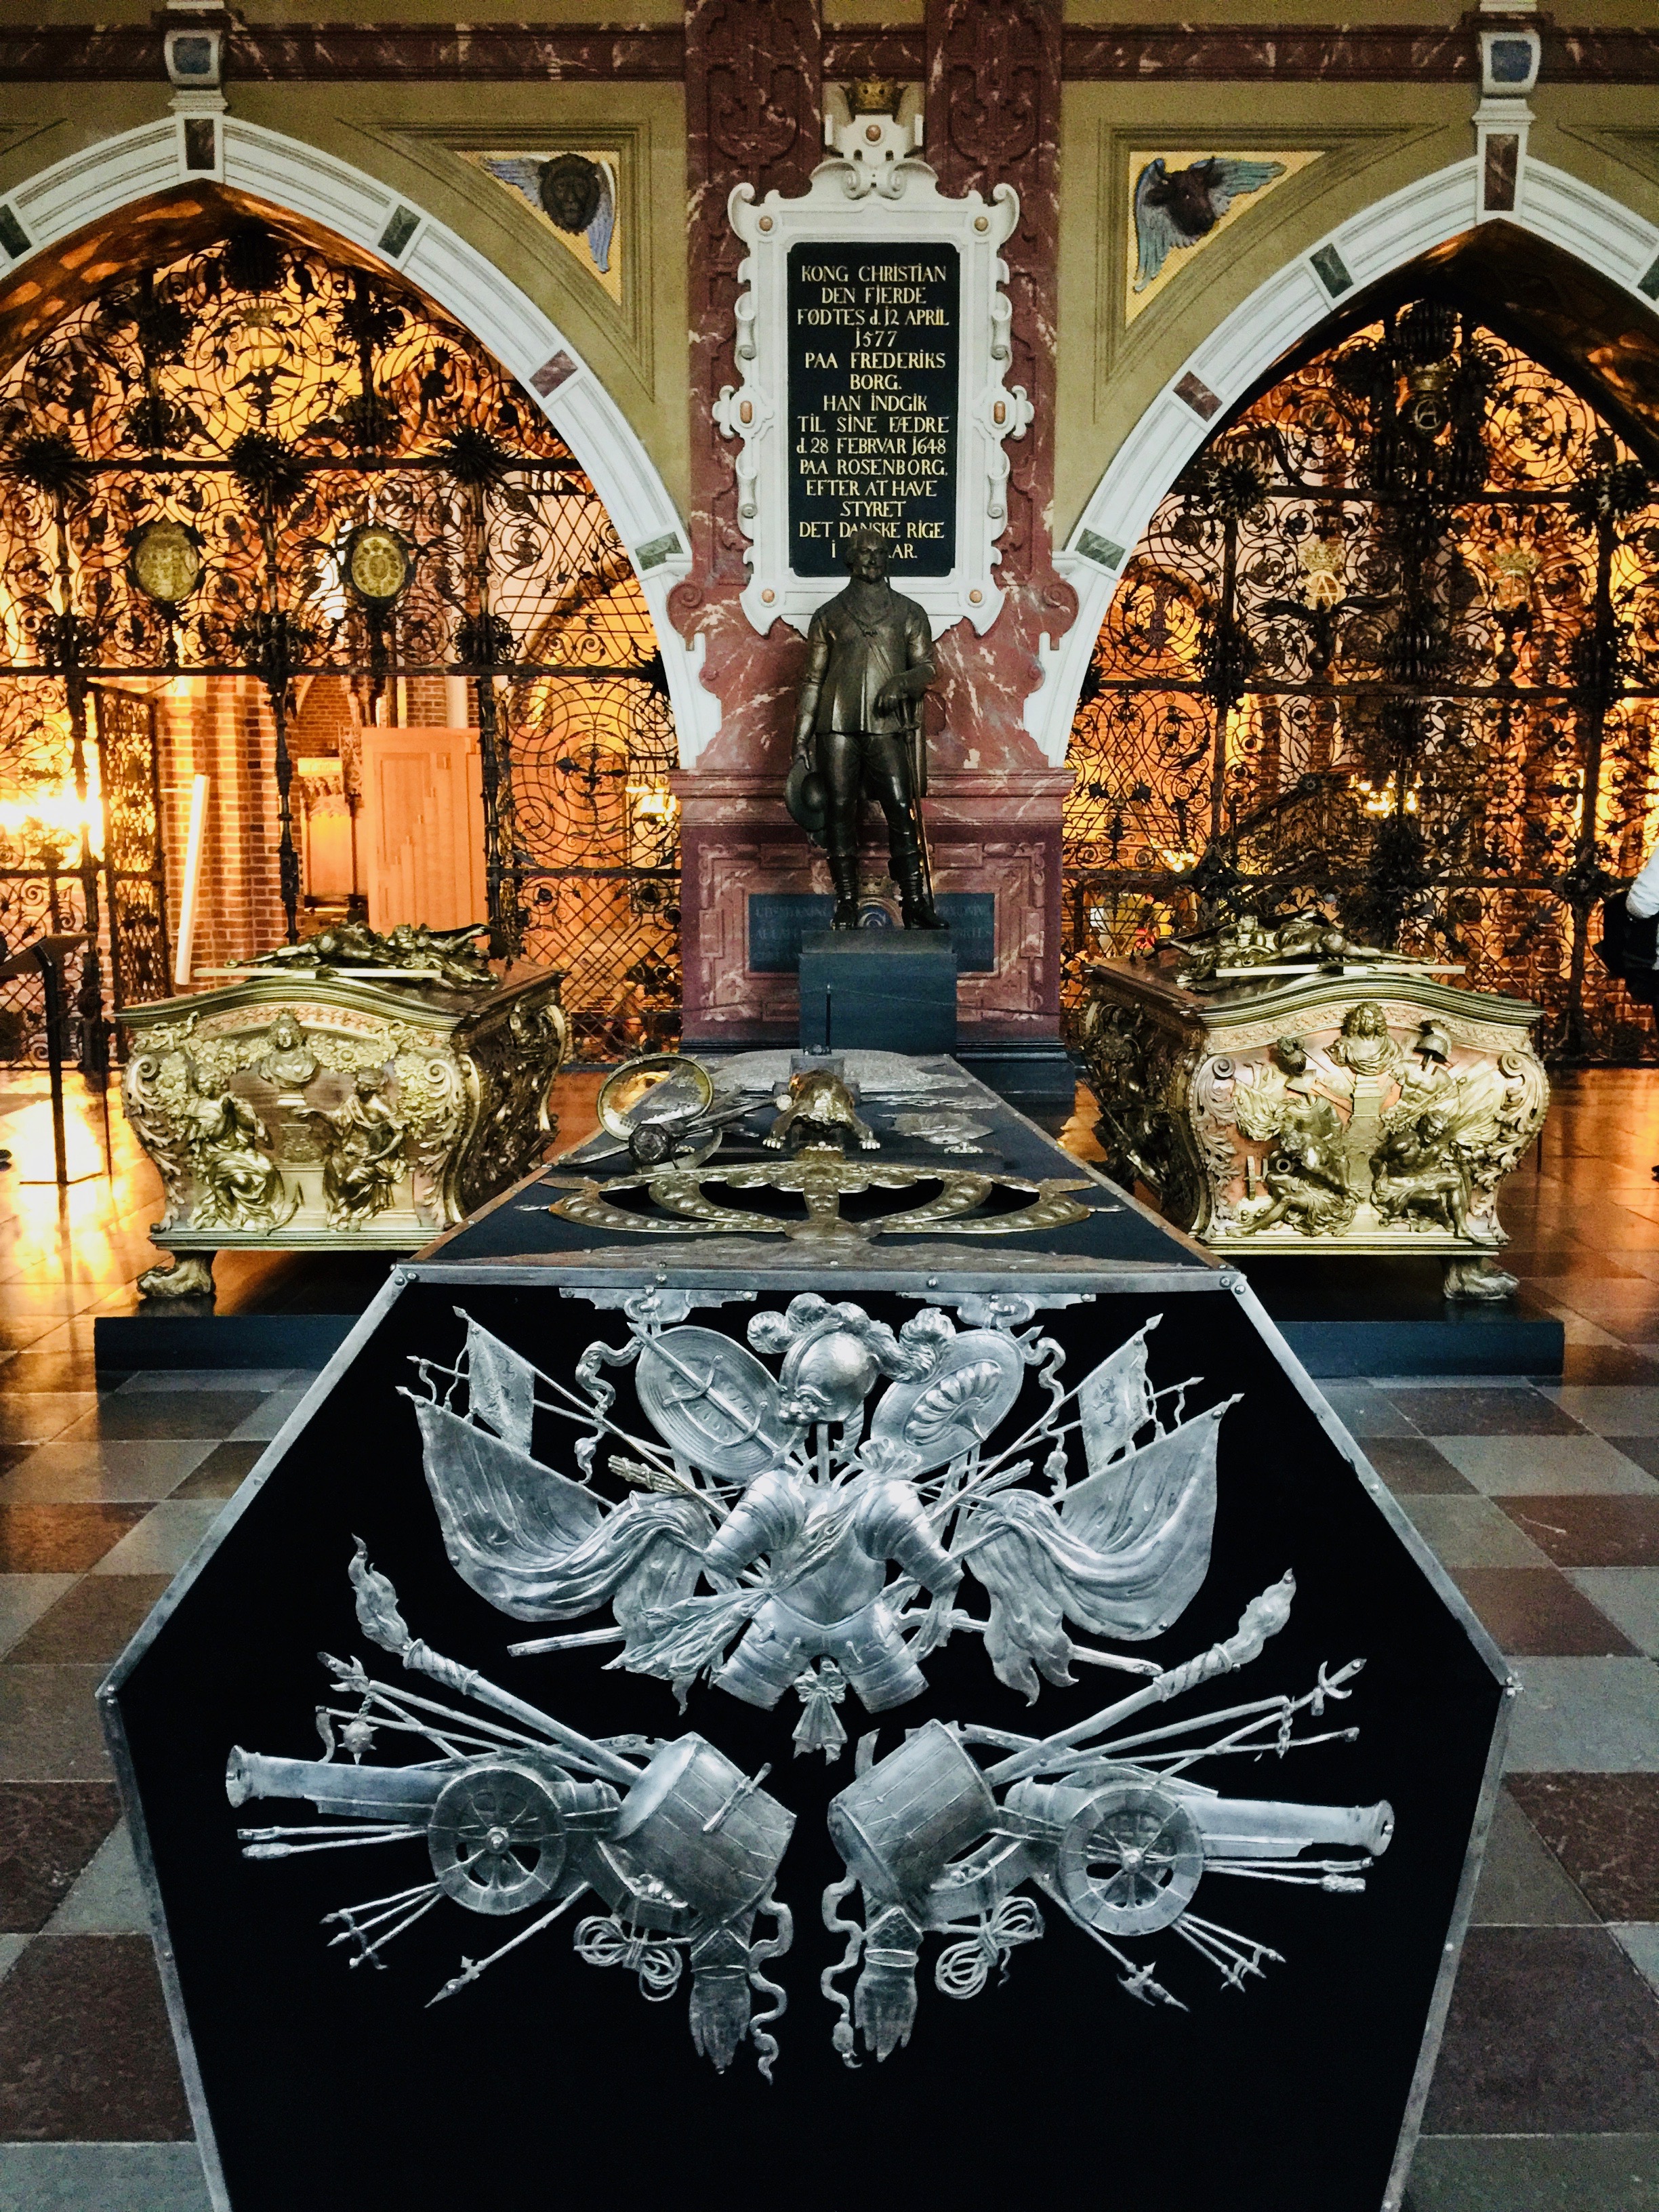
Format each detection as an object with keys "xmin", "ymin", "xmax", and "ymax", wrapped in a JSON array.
[{"xmin": 676, "ymin": 768, "xmax": 1067, "ymax": 1044}]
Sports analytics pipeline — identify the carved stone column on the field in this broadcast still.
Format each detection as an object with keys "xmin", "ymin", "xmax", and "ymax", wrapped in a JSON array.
[
  {"xmin": 670, "ymin": 0, "xmax": 822, "ymax": 770},
  {"xmin": 670, "ymin": 0, "xmax": 820, "ymax": 1048},
  {"xmin": 920, "ymin": 0, "xmax": 1076, "ymax": 1105}
]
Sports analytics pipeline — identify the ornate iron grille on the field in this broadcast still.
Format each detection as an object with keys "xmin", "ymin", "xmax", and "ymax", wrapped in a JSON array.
[
  {"xmin": 1063, "ymin": 304, "xmax": 1659, "ymax": 1061},
  {"xmin": 92, "ymin": 685, "xmax": 169, "ymax": 1010},
  {"xmin": 510, "ymin": 668, "xmax": 680, "ymax": 1057},
  {"xmin": 0, "ymin": 677, "xmax": 94, "ymax": 1065},
  {"xmin": 0, "ymin": 218, "xmax": 677, "ymax": 1049}
]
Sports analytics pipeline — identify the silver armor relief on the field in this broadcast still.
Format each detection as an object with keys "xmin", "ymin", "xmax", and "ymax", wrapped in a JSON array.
[{"xmin": 407, "ymin": 1292, "xmax": 1233, "ymax": 1734}]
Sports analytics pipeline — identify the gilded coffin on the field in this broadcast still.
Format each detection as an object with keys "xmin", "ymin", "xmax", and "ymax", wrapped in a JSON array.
[
  {"xmin": 119, "ymin": 962, "xmax": 567, "ymax": 1286},
  {"xmin": 1080, "ymin": 954, "xmax": 1547, "ymax": 1279}
]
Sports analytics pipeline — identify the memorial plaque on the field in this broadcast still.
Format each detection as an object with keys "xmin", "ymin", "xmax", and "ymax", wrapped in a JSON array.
[
  {"xmin": 716, "ymin": 102, "xmax": 1029, "ymax": 634},
  {"xmin": 747, "ymin": 893, "xmax": 994, "ymax": 973},
  {"xmin": 787, "ymin": 245, "xmax": 960, "ymax": 577}
]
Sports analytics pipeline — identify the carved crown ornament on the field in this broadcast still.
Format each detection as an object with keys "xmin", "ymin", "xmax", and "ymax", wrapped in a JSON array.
[{"xmin": 714, "ymin": 97, "xmax": 1033, "ymax": 638}]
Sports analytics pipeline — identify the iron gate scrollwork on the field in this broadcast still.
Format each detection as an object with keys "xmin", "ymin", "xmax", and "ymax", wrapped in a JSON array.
[
  {"xmin": 0, "ymin": 678, "xmax": 92, "ymax": 1065},
  {"xmin": 1063, "ymin": 302, "xmax": 1659, "ymax": 1061},
  {"xmin": 91, "ymin": 686, "xmax": 169, "ymax": 1012},
  {"xmin": 0, "ymin": 218, "xmax": 678, "ymax": 1058}
]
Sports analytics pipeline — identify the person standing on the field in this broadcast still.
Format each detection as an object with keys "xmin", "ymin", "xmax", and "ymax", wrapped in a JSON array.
[
  {"xmin": 1608, "ymin": 850, "xmax": 1659, "ymax": 1012},
  {"xmin": 1600, "ymin": 855, "xmax": 1659, "ymax": 1177}
]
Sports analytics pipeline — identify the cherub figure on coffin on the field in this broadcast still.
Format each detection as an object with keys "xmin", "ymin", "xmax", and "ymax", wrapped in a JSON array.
[{"xmin": 403, "ymin": 1292, "xmax": 1237, "ymax": 1752}]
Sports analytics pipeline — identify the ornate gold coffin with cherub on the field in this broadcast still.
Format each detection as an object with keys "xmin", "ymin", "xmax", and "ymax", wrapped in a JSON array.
[
  {"xmin": 117, "ymin": 926, "xmax": 567, "ymax": 1298},
  {"xmin": 1079, "ymin": 915, "xmax": 1549, "ymax": 1296}
]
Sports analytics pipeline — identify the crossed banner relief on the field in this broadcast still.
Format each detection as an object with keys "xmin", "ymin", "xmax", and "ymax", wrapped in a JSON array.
[{"xmin": 228, "ymin": 1289, "xmax": 1394, "ymax": 2076}]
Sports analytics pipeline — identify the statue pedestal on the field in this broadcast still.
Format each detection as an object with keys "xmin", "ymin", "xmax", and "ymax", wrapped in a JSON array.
[
  {"xmin": 797, "ymin": 930, "xmax": 957, "ymax": 1054},
  {"xmin": 673, "ymin": 766, "xmax": 1069, "ymax": 1052}
]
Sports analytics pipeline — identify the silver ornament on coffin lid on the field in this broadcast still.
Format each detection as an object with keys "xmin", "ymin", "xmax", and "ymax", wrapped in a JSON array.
[
  {"xmin": 428, "ymin": 1759, "xmax": 569, "ymax": 1915},
  {"xmin": 1055, "ymin": 1781, "xmax": 1205, "ymax": 1936},
  {"xmin": 409, "ymin": 1298, "xmax": 1236, "ymax": 1713},
  {"xmin": 780, "ymin": 1327, "xmax": 880, "ymax": 1424},
  {"xmin": 226, "ymin": 1560, "xmax": 796, "ymax": 2078}
]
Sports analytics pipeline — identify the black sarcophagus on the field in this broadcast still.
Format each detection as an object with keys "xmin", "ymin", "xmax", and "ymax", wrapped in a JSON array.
[{"xmin": 102, "ymin": 1055, "xmax": 1509, "ymax": 2212}]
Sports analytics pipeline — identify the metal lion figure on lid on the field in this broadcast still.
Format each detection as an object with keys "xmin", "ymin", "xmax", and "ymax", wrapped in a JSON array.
[{"xmin": 787, "ymin": 528, "xmax": 944, "ymax": 930}]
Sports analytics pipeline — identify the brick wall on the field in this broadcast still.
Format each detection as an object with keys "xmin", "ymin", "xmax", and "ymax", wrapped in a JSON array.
[
  {"xmin": 144, "ymin": 668, "xmax": 470, "ymax": 994},
  {"xmin": 155, "ymin": 675, "xmax": 286, "ymax": 985}
]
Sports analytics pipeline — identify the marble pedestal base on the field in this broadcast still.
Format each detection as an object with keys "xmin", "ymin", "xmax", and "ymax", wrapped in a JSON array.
[
  {"xmin": 673, "ymin": 766, "xmax": 1069, "ymax": 1050},
  {"xmin": 797, "ymin": 930, "xmax": 957, "ymax": 1053}
]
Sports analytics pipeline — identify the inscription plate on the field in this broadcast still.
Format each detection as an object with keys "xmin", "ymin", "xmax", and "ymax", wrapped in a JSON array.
[
  {"xmin": 719, "ymin": 115, "xmax": 1026, "ymax": 636},
  {"xmin": 787, "ymin": 245, "xmax": 960, "ymax": 577}
]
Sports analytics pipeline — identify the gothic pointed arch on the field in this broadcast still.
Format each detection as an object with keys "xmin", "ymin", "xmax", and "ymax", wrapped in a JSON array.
[
  {"xmin": 1061, "ymin": 276, "xmax": 1659, "ymax": 1062},
  {"xmin": 0, "ymin": 194, "xmax": 680, "ymax": 1052},
  {"xmin": 1040, "ymin": 156, "xmax": 1659, "ymax": 768}
]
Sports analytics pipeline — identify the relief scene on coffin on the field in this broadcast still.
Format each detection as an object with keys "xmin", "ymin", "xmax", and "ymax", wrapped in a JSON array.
[
  {"xmin": 1222, "ymin": 1003, "xmax": 1546, "ymax": 1246},
  {"xmin": 226, "ymin": 1290, "xmax": 1395, "ymax": 2075},
  {"xmin": 122, "ymin": 948, "xmax": 567, "ymax": 1250},
  {"xmin": 125, "ymin": 1007, "xmax": 453, "ymax": 1237},
  {"xmin": 1084, "ymin": 973, "xmax": 1548, "ymax": 1259}
]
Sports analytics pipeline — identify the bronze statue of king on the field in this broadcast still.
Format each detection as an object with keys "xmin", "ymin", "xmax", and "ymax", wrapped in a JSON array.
[{"xmin": 787, "ymin": 530, "xmax": 944, "ymax": 930}]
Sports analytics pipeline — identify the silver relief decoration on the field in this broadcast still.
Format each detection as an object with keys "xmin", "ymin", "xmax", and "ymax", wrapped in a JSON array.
[
  {"xmin": 228, "ymin": 1543, "xmax": 793, "ymax": 2076},
  {"xmin": 821, "ymin": 1576, "xmax": 1392, "ymax": 2063},
  {"xmin": 229, "ymin": 1289, "xmax": 1398, "ymax": 2074},
  {"xmin": 891, "ymin": 1110, "xmax": 997, "ymax": 1153},
  {"xmin": 405, "ymin": 1295, "xmax": 1233, "ymax": 1719}
]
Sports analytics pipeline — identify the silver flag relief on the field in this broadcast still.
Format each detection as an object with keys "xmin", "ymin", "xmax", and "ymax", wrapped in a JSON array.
[{"xmin": 405, "ymin": 1296, "xmax": 1231, "ymax": 1720}]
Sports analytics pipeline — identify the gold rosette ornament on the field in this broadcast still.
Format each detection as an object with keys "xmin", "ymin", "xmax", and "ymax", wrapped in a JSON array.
[{"xmin": 343, "ymin": 524, "xmax": 411, "ymax": 605}]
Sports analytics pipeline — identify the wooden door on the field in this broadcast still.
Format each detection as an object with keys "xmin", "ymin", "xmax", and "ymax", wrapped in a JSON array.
[{"xmin": 360, "ymin": 727, "xmax": 487, "ymax": 933}]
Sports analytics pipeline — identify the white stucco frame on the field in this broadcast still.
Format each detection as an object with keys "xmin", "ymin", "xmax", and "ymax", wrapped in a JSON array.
[
  {"xmin": 1031, "ymin": 152, "xmax": 1659, "ymax": 766},
  {"xmin": 0, "ymin": 115, "xmax": 718, "ymax": 760},
  {"xmin": 714, "ymin": 118, "xmax": 1033, "ymax": 638}
]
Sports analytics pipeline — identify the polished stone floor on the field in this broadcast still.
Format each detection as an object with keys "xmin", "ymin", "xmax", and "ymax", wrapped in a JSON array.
[{"xmin": 0, "ymin": 1067, "xmax": 1656, "ymax": 2208}]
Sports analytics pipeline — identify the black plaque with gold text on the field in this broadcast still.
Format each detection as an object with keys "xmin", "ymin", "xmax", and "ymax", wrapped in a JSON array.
[{"xmin": 787, "ymin": 243, "xmax": 960, "ymax": 578}]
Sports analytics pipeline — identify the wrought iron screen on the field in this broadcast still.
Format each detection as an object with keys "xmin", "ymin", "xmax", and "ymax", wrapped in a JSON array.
[
  {"xmin": 0, "ymin": 677, "xmax": 91, "ymax": 1065},
  {"xmin": 92, "ymin": 686, "xmax": 169, "ymax": 1011},
  {"xmin": 1063, "ymin": 302, "xmax": 1659, "ymax": 1060},
  {"xmin": 0, "ymin": 219, "xmax": 678, "ymax": 1059}
]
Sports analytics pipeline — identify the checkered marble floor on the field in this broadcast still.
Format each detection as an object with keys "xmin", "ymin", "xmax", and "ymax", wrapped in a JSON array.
[
  {"xmin": 0, "ymin": 1366, "xmax": 313, "ymax": 2210},
  {"xmin": 0, "ymin": 1071, "xmax": 1656, "ymax": 2208}
]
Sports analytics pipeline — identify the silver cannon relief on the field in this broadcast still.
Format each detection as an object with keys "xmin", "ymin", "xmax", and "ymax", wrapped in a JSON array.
[
  {"xmin": 821, "ymin": 1577, "xmax": 1393, "ymax": 2062},
  {"xmin": 228, "ymin": 1544, "xmax": 793, "ymax": 2076},
  {"xmin": 228, "ymin": 1288, "xmax": 1397, "ymax": 2073}
]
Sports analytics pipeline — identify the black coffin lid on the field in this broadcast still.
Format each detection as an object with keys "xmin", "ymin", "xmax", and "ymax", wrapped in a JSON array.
[{"xmin": 104, "ymin": 1263, "xmax": 1506, "ymax": 2212}]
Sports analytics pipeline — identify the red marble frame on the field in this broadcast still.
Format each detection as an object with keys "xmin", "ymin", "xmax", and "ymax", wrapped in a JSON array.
[
  {"xmin": 5, "ymin": 26, "xmax": 1657, "ymax": 83},
  {"xmin": 668, "ymin": 0, "xmax": 1078, "ymax": 1050}
]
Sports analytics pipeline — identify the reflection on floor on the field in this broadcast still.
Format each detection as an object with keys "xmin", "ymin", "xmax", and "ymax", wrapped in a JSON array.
[{"xmin": 0, "ymin": 1067, "xmax": 1655, "ymax": 2209}]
